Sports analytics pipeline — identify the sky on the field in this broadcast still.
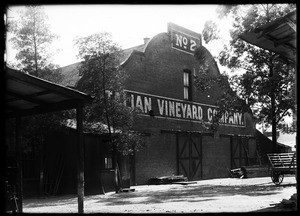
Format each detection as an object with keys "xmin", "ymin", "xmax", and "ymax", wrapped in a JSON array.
[
  {"xmin": 5, "ymin": 4, "xmax": 296, "ymax": 141},
  {"xmin": 5, "ymin": 4, "xmax": 232, "ymax": 67}
]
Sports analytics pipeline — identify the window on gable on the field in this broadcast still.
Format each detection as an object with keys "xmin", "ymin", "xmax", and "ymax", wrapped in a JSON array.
[{"xmin": 183, "ymin": 69, "xmax": 192, "ymax": 101}]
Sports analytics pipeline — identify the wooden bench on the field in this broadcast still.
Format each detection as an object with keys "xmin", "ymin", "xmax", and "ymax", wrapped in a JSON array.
[{"xmin": 267, "ymin": 153, "xmax": 296, "ymax": 185}]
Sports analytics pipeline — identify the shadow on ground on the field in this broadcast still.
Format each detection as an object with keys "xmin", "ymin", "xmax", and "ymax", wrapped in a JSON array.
[
  {"xmin": 24, "ymin": 195, "xmax": 78, "ymax": 208},
  {"xmin": 97, "ymin": 182, "xmax": 297, "ymax": 206},
  {"xmin": 23, "ymin": 181, "xmax": 296, "ymax": 210},
  {"xmin": 253, "ymin": 206, "xmax": 297, "ymax": 212}
]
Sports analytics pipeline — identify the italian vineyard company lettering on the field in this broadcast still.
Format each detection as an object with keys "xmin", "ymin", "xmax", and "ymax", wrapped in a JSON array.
[{"xmin": 125, "ymin": 90, "xmax": 245, "ymax": 127}]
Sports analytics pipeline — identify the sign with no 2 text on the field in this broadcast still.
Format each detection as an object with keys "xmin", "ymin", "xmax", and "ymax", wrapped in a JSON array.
[{"xmin": 168, "ymin": 23, "xmax": 201, "ymax": 55}]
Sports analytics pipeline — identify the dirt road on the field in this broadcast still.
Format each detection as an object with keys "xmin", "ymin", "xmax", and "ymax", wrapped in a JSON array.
[{"xmin": 23, "ymin": 176, "xmax": 297, "ymax": 213}]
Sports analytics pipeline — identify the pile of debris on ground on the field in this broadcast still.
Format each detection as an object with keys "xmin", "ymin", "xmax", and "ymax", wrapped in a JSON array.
[
  {"xmin": 273, "ymin": 193, "xmax": 297, "ymax": 210},
  {"xmin": 148, "ymin": 175, "xmax": 188, "ymax": 185}
]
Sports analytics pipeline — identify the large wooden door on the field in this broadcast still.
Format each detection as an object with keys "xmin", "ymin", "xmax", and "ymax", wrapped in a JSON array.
[
  {"xmin": 177, "ymin": 133, "xmax": 202, "ymax": 180},
  {"xmin": 231, "ymin": 136, "xmax": 249, "ymax": 168}
]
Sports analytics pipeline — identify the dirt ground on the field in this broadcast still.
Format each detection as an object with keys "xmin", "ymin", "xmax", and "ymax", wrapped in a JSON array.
[{"xmin": 23, "ymin": 176, "xmax": 297, "ymax": 213}]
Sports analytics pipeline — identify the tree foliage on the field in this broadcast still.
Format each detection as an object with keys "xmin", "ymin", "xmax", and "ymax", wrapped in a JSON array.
[
  {"xmin": 74, "ymin": 32, "xmax": 145, "ymax": 155},
  {"xmin": 194, "ymin": 46, "xmax": 248, "ymax": 131},
  {"xmin": 202, "ymin": 20, "xmax": 220, "ymax": 44},
  {"xmin": 6, "ymin": 6, "xmax": 69, "ymax": 157},
  {"xmin": 7, "ymin": 5, "xmax": 63, "ymax": 83},
  {"xmin": 197, "ymin": 4, "xmax": 296, "ymax": 133}
]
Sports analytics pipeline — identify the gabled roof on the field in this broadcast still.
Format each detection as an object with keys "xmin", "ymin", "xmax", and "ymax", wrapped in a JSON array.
[
  {"xmin": 59, "ymin": 42, "xmax": 148, "ymax": 88},
  {"xmin": 239, "ymin": 10, "xmax": 296, "ymax": 63},
  {"xmin": 256, "ymin": 129, "xmax": 293, "ymax": 150},
  {"xmin": 6, "ymin": 67, "xmax": 93, "ymax": 118},
  {"xmin": 58, "ymin": 62, "xmax": 82, "ymax": 87},
  {"xmin": 119, "ymin": 43, "xmax": 147, "ymax": 65},
  {"xmin": 277, "ymin": 132, "xmax": 296, "ymax": 150}
]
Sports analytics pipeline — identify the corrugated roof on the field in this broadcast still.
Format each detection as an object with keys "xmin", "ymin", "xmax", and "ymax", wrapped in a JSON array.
[
  {"xmin": 239, "ymin": 10, "xmax": 296, "ymax": 63},
  {"xmin": 6, "ymin": 67, "xmax": 93, "ymax": 118}
]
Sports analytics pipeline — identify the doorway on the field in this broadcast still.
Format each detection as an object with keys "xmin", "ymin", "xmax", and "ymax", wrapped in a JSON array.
[{"xmin": 177, "ymin": 133, "xmax": 202, "ymax": 180}]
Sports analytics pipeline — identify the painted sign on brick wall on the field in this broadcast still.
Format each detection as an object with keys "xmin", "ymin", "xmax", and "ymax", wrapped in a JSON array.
[
  {"xmin": 168, "ymin": 22, "xmax": 201, "ymax": 55},
  {"xmin": 125, "ymin": 90, "xmax": 245, "ymax": 127}
]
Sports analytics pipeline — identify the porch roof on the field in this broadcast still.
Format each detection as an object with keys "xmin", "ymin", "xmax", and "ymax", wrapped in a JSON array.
[
  {"xmin": 239, "ymin": 10, "xmax": 296, "ymax": 63},
  {"xmin": 6, "ymin": 67, "xmax": 93, "ymax": 118}
]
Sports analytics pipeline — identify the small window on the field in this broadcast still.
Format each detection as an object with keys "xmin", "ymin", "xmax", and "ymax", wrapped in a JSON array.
[
  {"xmin": 183, "ymin": 70, "xmax": 192, "ymax": 101},
  {"xmin": 104, "ymin": 155, "xmax": 113, "ymax": 169}
]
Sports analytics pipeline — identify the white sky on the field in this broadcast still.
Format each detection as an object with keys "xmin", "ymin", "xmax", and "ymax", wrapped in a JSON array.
[
  {"xmin": 5, "ymin": 4, "xmax": 295, "ymax": 135},
  {"xmin": 6, "ymin": 4, "xmax": 232, "ymax": 67}
]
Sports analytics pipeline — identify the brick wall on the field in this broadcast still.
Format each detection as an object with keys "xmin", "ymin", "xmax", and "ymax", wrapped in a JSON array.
[
  {"xmin": 135, "ymin": 130, "xmax": 177, "ymax": 184},
  {"xmin": 121, "ymin": 26, "xmax": 256, "ymax": 185},
  {"xmin": 123, "ymin": 32, "xmax": 255, "ymax": 136}
]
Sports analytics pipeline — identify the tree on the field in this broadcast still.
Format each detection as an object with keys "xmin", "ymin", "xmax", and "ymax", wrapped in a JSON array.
[
  {"xmin": 6, "ymin": 5, "xmax": 68, "ymax": 142},
  {"xmin": 74, "ymin": 32, "xmax": 145, "ymax": 155},
  {"xmin": 74, "ymin": 32, "xmax": 145, "ymax": 192},
  {"xmin": 199, "ymin": 4, "xmax": 296, "ymax": 151},
  {"xmin": 202, "ymin": 20, "xmax": 220, "ymax": 44},
  {"xmin": 193, "ymin": 46, "xmax": 248, "ymax": 131},
  {"xmin": 6, "ymin": 7, "xmax": 70, "ymax": 193},
  {"xmin": 7, "ymin": 5, "xmax": 63, "ymax": 83},
  {"xmin": 6, "ymin": 5, "xmax": 67, "ymax": 139}
]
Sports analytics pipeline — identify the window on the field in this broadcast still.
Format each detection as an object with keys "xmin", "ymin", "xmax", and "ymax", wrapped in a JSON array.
[
  {"xmin": 104, "ymin": 155, "xmax": 113, "ymax": 169},
  {"xmin": 183, "ymin": 70, "xmax": 192, "ymax": 101}
]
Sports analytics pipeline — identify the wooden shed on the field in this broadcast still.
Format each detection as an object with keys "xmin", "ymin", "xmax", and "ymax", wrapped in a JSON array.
[{"xmin": 5, "ymin": 67, "xmax": 93, "ymax": 213}]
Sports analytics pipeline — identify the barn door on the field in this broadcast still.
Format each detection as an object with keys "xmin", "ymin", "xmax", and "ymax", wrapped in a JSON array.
[
  {"xmin": 231, "ymin": 136, "xmax": 249, "ymax": 168},
  {"xmin": 177, "ymin": 133, "xmax": 202, "ymax": 180}
]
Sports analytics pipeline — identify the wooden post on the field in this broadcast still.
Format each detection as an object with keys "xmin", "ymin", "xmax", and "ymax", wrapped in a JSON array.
[
  {"xmin": 295, "ymin": 52, "xmax": 297, "ymax": 189},
  {"xmin": 188, "ymin": 134, "xmax": 192, "ymax": 179},
  {"xmin": 39, "ymin": 138, "xmax": 44, "ymax": 198},
  {"xmin": 76, "ymin": 104, "xmax": 84, "ymax": 213},
  {"xmin": 113, "ymin": 149, "xmax": 119, "ymax": 193},
  {"xmin": 176, "ymin": 133, "xmax": 179, "ymax": 175},
  {"xmin": 200, "ymin": 134, "xmax": 203, "ymax": 179},
  {"xmin": 15, "ymin": 116, "xmax": 23, "ymax": 213},
  {"xmin": 269, "ymin": 58, "xmax": 277, "ymax": 153}
]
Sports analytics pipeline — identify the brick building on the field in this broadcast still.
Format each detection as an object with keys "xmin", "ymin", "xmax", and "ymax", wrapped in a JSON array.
[
  {"xmin": 121, "ymin": 23, "xmax": 257, "ymax": 184},
  {"xmin": 7, "ymin": 23, "xmax": 292, "ymax": 198},
  {"xmin": 61, "ymin": 23, "xmax": 258, "ymax": 186}
]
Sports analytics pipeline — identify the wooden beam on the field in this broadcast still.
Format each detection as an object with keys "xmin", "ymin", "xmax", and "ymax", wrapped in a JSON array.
[
  {"xmin": 29, "ymin": 89, "xmax": 53, "ymax": 97},
  {"xmin": 161, "ymin": 129, "xmax": 213, "ymax": 136},
  {"xmin": 7, "ymin": 91, "xmax": 48, "ymax": 106},
  {"xmin": 255, "ymin": 25, "xmax": 280, "ymax": 39},
  {"xmin": 285, "ymin": 17, "xmax": 296, "ymax": 32},
  {"xmin": 5, "ymin": 99, "xmax": 81, "ymax": 119},
  {"xmin": 254, "ymin": 17, "xmax": 288, "ymax": 39},
  {"xmin": 274, "ymin": 34, "xmax": 296, "ymax": 47},
  {"xmin": 7, "ymin": 68, "xmax": 93, "ymax": 102},
  {"xmin": 7, "ymin": 90, "xmax": 53, "ymax": 103},
  {"xmin": 15, "ymin": 117, "xmax": 23, "ymax": 213},
  {"xmin": 76, "ymin": 104, "xmax": 84, "ymax": 213}
]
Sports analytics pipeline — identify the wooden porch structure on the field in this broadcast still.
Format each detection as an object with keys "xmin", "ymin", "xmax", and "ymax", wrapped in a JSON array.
[
  {"xmin": 5, "ymin": 67, "xmax": 93, "ymax": 213},
  {"xmin": 239, "ymin": 9, "xmax": 296, "ymax": 152},
  {"xmin": 239, "ymin": 10, "xmax": 296, "ymax": 64},
  {"xmin": 239, "ymin": 10, "xmax": 296, "ymax": 181}
]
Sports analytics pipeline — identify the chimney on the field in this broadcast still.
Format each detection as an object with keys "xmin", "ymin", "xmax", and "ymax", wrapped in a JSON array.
[{"xmin": 143, "ymin": 37, "xmax": 150, "ymax": 44}]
